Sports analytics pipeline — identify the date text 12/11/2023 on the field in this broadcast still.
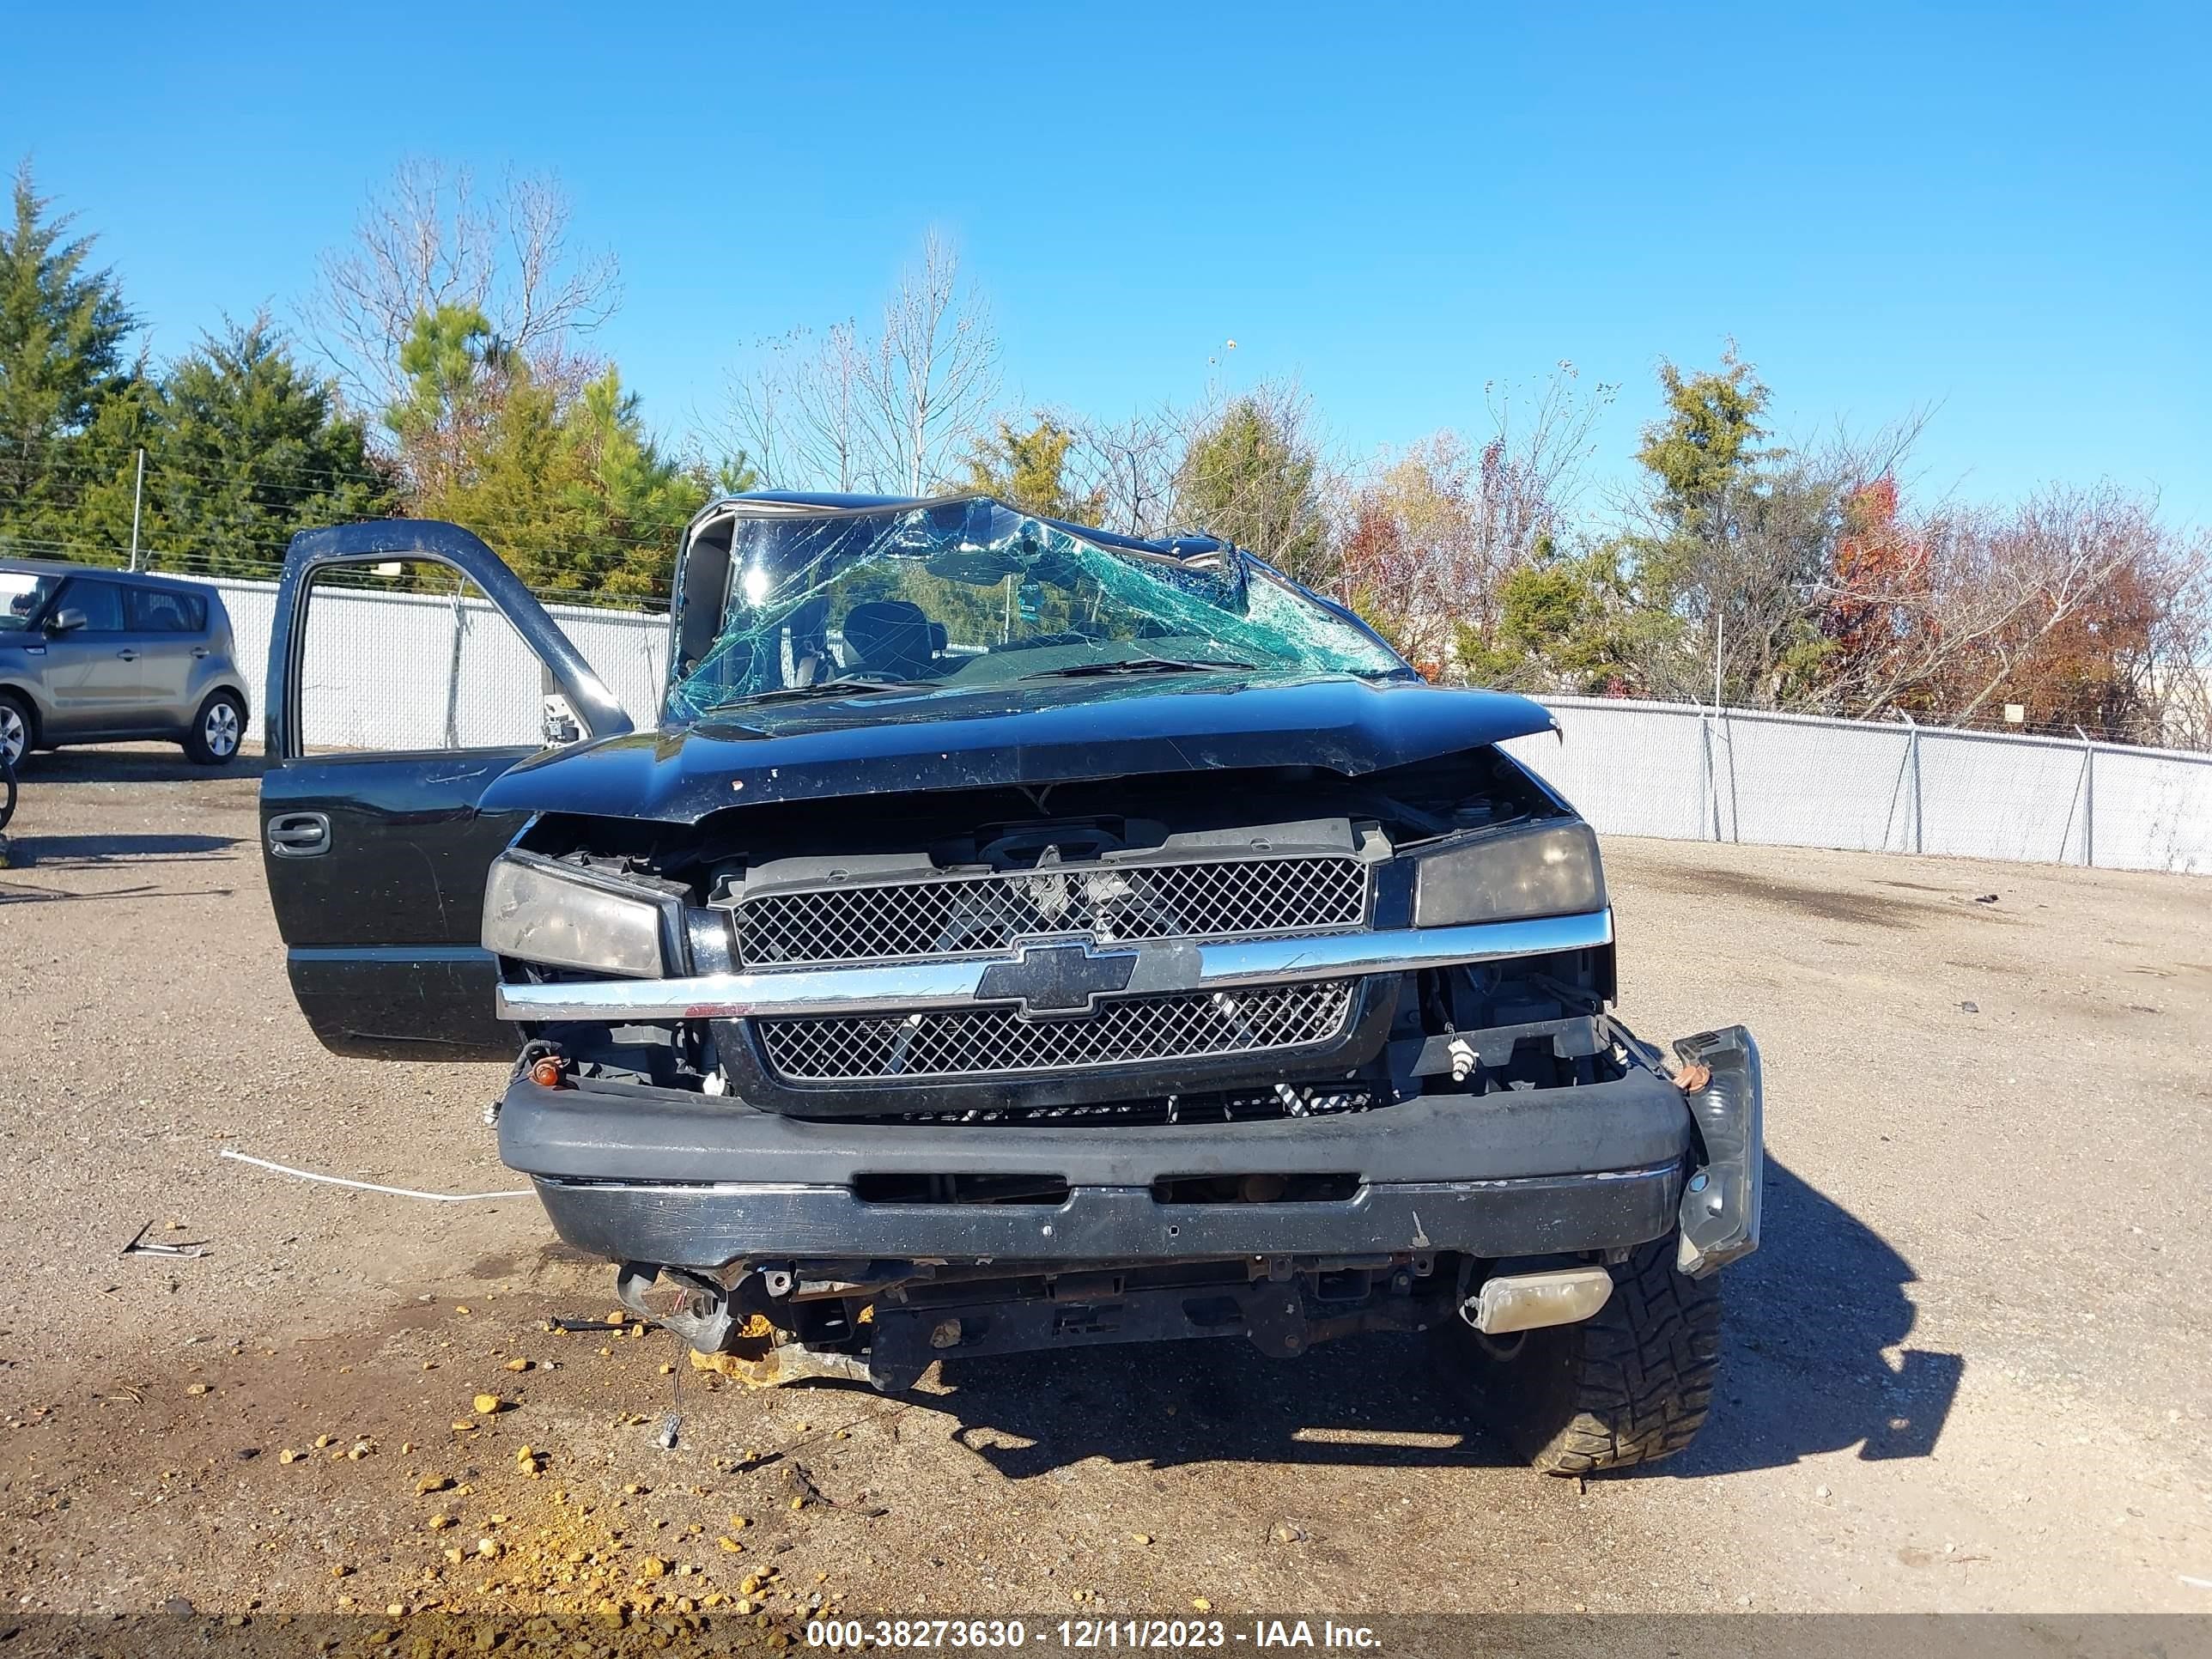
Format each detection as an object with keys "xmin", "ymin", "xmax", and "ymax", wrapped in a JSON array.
[{"xmin": 805, "ymin": 1620, "xmax": 1385, "ymax": 1650}]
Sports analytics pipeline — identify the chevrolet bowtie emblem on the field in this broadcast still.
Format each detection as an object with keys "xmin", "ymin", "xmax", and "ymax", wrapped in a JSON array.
[{"xmin": 975, "ymin": 939, "xmax": 1139, "ymax": 1018}]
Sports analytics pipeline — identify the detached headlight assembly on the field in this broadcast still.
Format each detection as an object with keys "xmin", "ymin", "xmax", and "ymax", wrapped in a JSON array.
[
  {"xmin": 1412, "ymin": 818, "xmax": 1607, "ymax": 927},
  {"xmin": 482, "ymin": 852, "xmax": 669, "ymax": 977}
]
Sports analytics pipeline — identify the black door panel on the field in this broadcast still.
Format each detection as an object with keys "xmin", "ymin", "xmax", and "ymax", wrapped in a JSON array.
[
  {"xmin": 285, "ymin": 946, "xmax": 512, "ymax": 1060},
  {"xmin": 258, "ymin": 522, "xmax": 633, "ymax": 1061},
  {"xmin": 262, "ymin": 750, "xmax": 535, "ymax": 1059}
]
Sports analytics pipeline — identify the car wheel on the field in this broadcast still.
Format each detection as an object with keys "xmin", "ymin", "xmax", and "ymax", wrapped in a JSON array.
[
  {"xmin": 0, "ymin": 750, "xmax": 14, "ymax": 834},
  {"xmin": 0, "ymin": 692, "xmax": 32, "ymax": 769},
  {"xmin": 1434, "ymin": 1235, "xmax": 1722, "ymax": 1474},
  {"xmin": 184, "ymin": 690, "xmax": 246, "ymax": 766}
]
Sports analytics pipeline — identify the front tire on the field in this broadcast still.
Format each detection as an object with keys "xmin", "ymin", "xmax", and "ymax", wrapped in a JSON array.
[
  {"xmin": 1439, "ymin": 1236, "xmax": 1722, "ymax": 1474},
  {"xmin": 0, "ymin": 691, "xmax": 32, "ymax": 769},
  {"xmin": 183, "ymin": 690, "xmax": 246, "ymax": 766}
]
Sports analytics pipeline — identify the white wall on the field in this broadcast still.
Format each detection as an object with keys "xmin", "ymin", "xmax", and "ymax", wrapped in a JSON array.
[
  {"xmin": 1503, "ymin": 696, "xmax": 2212, "ymax": 876},
  {"xmin": 193, "ymin": 577, "xmax": 2212, "ymax": 876}
]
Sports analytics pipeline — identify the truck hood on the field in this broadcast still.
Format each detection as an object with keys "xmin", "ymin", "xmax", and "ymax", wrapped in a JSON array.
[{"xmin": 482, "ymin": 675, "xmax": 1556, "ymax": 825}]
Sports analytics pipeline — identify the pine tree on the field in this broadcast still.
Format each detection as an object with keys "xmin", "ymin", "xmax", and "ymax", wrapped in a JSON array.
[
  {"xmin": 964, "ymin": 416, "xmax": 1104, "ymax": 523},
  {"xmin": 151, "ymin": 317, "xmax": 392, "ymax": 575},
  {"xmin": 1175, "ymin": 395, "xmax": 1329, "ymax": 586},
  {"xmin": 0, "ymin": 160, "xmax": 139, "ymax": 556}
]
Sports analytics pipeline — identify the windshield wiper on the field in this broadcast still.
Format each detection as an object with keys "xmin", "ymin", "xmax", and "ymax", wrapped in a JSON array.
[
  {"xmin": 708, "ymin": 677, "xmax": 942, "ymax": 709},
  {"xmin": 1020, "ymin": 656, "xmax": 1256, "ymax": 681}
]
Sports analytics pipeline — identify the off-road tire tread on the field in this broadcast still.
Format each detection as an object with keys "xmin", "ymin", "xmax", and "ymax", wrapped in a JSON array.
[{"xmin": 1528, "ymin": 1238, "xmax": 1722, "ymax": 1474}]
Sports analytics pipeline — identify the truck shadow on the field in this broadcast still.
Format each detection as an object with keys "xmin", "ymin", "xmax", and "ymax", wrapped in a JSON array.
[
  {"xmin": 14, "ymin": 748, "xmax": 266, "ymax": 783},
  {"xmin": 913, "ymin": 1158, "xmax": 1960, "ymax": 1480},
  {"xmin": 4, "ymin": 831, "xmax": 240, "ymax": 867}
]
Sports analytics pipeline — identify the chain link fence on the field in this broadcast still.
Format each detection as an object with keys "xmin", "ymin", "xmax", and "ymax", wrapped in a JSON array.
[
  {"xmin": 185, "ymin": 576, "xmax": 2211, "ymax": 877},
  {"xmin": 197, "ymin": 574, "xmax": 670, "ymax": 754}
]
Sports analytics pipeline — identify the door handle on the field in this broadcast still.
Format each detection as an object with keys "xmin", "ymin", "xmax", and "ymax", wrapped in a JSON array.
[
  {"xmin": 191, "ymin": 647, "xmax": 210, "ymax": 659},
  {"xmin": 116, "ymin": 648, "xmax": 139, "ymax": 662},
  {"xmin": 266, "ymin": 811, "xmax": 331, "ymax": 857}
]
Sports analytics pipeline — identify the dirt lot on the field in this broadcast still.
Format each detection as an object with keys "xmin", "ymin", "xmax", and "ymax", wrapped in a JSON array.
[{"xmin": 1, "ymin": 749, "xmax": 2208, "ymax": 1632}]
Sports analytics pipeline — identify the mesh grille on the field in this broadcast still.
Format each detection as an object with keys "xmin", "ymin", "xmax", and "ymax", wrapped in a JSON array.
[
  {"xmin": 757, "ymin": 981, "xmax": 1358, "ymax": 1084},
  {"xmin": 732, "ymin": 855, "xmax": 1367, "ymax": 967}
]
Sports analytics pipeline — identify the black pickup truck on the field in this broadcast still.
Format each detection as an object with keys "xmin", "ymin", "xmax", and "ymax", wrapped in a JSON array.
[{"xmin": 258, "ymin": 495, "xmax": 1761, "ymax": 1474}]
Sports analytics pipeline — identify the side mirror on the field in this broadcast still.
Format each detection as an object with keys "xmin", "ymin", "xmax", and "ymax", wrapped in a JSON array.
[
  {"xmin": 541, "ymin": 694, "xmax": 582, "ymax": 747},
  {"xmin": 46, "ymin": 608, "xmax": 87, "ymax": 635}
]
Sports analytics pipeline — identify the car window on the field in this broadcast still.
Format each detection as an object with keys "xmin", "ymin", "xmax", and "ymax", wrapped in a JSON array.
[
  {"xmin": 0, "ymin": 571, "xmax": 61, "ymax": 631},
  {"xmin": 56, "ymin": 578, "xmax": 125, "ymax": 632},
  {"xmin": 128, "ymin": 586, "xmax": 204, "ymax": 632}
]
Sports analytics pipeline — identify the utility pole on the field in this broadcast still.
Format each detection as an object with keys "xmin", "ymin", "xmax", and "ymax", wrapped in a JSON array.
[
  {"xmin": 1712, "ymin": 611, "xmax": 1725, "ymax": 709},
  {"xmin": 128, "ymin": 447, "xmax": 145, "ymax": 572}
]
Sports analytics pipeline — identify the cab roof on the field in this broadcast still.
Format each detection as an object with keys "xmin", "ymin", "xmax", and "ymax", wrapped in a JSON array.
[
  {"xmin": 715, "ymin": 491, "xmax": 1233, "ymax": 563},
  {"xmin": 0, "ymin": 556, "xmax": 213, "ymax": 592}
]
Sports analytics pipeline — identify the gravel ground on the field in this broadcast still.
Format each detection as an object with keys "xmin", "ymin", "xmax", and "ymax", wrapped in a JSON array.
[{"xmin": 1, "ymin": 749, "xmax": 2207, "ymax": 1630}]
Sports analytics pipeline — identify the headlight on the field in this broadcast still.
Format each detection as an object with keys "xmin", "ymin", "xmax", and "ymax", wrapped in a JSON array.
[
  {"xmin": 482, "ymin": 853, "xmax": 668, "ymax": 977},
  {"xmin": 1411, "ymin": 818, "xmax": 1607, "ymax": 927}
]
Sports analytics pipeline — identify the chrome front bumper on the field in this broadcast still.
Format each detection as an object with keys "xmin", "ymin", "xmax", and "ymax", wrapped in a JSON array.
[{"xmin": 493, "ymin": 909, "xmax": 1616, "ymax": 1023}]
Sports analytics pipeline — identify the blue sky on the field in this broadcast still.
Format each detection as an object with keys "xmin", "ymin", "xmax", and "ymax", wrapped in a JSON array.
[{"xmin": 6, "ymin": 0, "xmax": 2206, "ymax": 525}]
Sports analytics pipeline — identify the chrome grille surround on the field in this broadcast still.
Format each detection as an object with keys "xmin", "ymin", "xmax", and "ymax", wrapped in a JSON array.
[
  {"xmin": 755, "ymin": 980, "xmax": 1358, "ymax": 1085},
  {"xmin": 728, "ymin": 854, "xmax": 1369, "ymax": 969}
]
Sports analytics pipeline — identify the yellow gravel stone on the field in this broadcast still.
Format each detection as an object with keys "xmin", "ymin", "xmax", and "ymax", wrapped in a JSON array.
[
  {"xmin": 426, "ymin": 1515, "xmax": 455, "ymax": 1532},
  {"xmin": 639, "ymin": 1556, "xmax": 669, "ymax": 1579},
  {"xmin": 504, "ymin": 1358, "xmax": 531, "ymax": 1372},
  {"xmin": 1192, "ymin": 1598, "xmax": 1213, "ymax": 1612},
  {"xmin": 471, "ymin": 1395, "xmax": 503, "ymax": 1415},
  {"xmin": 185, "ymin": 1383, "xmax": 211, "ymax": 1397}
]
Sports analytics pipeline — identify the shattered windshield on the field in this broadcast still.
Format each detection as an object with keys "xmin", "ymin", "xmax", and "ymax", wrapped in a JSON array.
[{"xmin": 668, "ymin": 497, "xmax": 1407, "ymax": 720}]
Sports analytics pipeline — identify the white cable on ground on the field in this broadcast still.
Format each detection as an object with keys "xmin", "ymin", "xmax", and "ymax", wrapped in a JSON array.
[{"xmin": 218, "ymin": 1147, "xmax": 531, "ymax": 1202}]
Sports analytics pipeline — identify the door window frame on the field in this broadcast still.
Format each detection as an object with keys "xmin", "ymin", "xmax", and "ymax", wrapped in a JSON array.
[{"xmin": 266, "ymin": 521, "xmax": 633, "ymax": 763}]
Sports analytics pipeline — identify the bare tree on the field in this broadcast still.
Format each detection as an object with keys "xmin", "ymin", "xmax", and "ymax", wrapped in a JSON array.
[
  {"xmin": 1340, "ymin": 364, "xmax": 1615, "ymax": 678},
  {"xmin": 720, "ymin": 231, "xmax": 997, "ymax": 495},
  {"xmin": 303, "ymin": 158, "xmax": 621, "ymax": 414},
  {"xmin": 1802, "ymin": 474, "xmax": 2212, "ymax": 746},
  {"xmin": 726, "ymin": 321, "xmax": 871, "ymax": 491},
  {"xmin": 1057, "ymin": 404, "xmax": 1187, "ymax": 538},
  {"xmin": 858, "ymin": 231, "xmax": 1000, "ymax": 495}
]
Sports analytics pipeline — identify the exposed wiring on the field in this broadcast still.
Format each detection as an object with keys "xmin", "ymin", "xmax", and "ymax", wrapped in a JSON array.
[{"xmin": 218, "ymin": 1147, "xmax": 529, "ymax": 1202}]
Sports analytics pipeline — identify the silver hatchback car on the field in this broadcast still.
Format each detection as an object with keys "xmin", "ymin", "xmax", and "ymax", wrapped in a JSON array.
[{"xmin": 0, "ymin": 560, "xmax": 252, "ymax": 767}]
